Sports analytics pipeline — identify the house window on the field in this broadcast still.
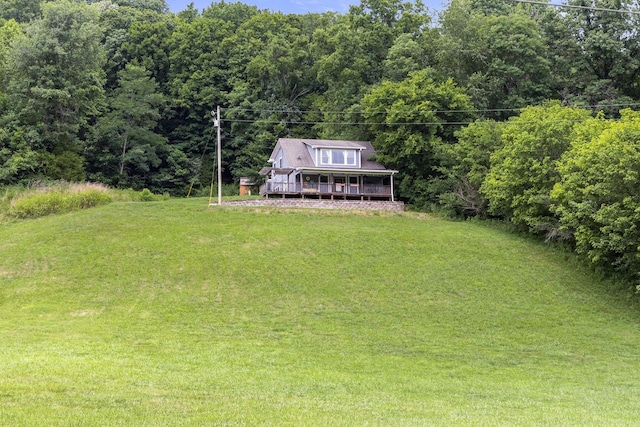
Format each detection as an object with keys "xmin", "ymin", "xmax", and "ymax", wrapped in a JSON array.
[
  {"xmin": 332, "ymin": 150, "xmax": 345, "ymax": 164},
  {"xmin": 321, "ymin": 150, "xmax": 329, "ymax": 164},
  {"xmin": 320, "ymin": 149, "xmax": 357, "ymax": 166},
  {"xmin": 346, "ymin": 151, "xmax": 355, "ymax": 165}
]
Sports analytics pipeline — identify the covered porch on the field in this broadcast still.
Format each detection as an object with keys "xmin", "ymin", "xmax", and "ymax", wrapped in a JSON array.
[{"xmin": 259, "ymin": 168, "xmax": 396, "ymax": 201}]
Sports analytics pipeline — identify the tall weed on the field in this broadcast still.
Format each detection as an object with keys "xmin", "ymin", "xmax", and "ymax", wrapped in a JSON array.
[{"xmin": 4, "ymin": 182, "xmax": 112, "ymax": 219}]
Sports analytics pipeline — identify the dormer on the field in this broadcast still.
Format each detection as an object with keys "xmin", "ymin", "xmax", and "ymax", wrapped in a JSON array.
[{"xmin": 303, "ymin": 141, "xmax": 365, "ymax": 169}]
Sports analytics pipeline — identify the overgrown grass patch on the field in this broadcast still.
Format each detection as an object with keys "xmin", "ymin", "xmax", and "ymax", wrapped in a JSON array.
[
  {"xmin": 0, "ymin": 182, "xmax": 170, "ymax": 220},
  {"xmin": 0, "ymin": 198, "xmax": 639, "ymax": 425},
  {"xmin": 7, "ymin": 183, "xmax": 112, "ymax": 219}
]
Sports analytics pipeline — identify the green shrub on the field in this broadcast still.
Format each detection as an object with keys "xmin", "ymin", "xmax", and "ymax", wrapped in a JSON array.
[
  {"xmin": 139, "ymin": 188, "xmax": 155, "ymax": 201},
  {"xmin": 0, "ymin": 185, "xmax": 27, "ymax": 214},
  {"xmin": 74, "ymin": 190, "xmax": 113, "ymax": 209},
  {"xmin": 109, "ymin": 188, "xmax": 168, "ymax": 202},
  {"xmin": 221, "ymin": 183, "xmax": 239, "ymax": 197},
  {"xmin": 552, "ymin": 110, "xmax": 640, "ymax": 282},
  {"xmin": 6, "ymin": 184, "xmax": 112, "ymax": 219}
]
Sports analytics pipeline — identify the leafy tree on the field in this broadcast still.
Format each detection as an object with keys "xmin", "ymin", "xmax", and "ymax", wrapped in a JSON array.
[
  {"xmin": 122, "ymin": 14, "xmax": 176, "ymax": 91},
  {"xmin": 349, "ymin": 0, "xmax": 430, "ymax": 35},
  {"xmin": 551, "ymin": 111, "xmax": 640, "ymax": 278},
  {"xmin": 436, "ymin": 0, "xmax": 481, "ymax": 86},
  {"xmin": 470, "ymin": 0, "xmax": 517, "ymax": 15},
  {"xmin": 437, "ymin": 0, "xmax": 553, "ymax": 118},
  {"xmin": 571, "ymin": 0, "xmax": 640, "ymax": 85},
  {"xmin": 383, "ymin": 33, "xmax": 428, "ymax": 82},
  {"xmin": 97, "ymin": 0, "xmax": 170, "ymax": 90},
  {"xmin": 97, "ymin": 1, "xmax": 134, "ymax": 90},
  {"xmin": 480, "ymin": 102, "xmax": 591, "ymax": 233},
  {"xmin": 176, "ymin": 3, "xmax": 199, "ymax": 22},
  {"xmin": 87, "ymin": 64, "xmax": 166, "ymax": 188},
  {"xmin": 0, "ymin": 19, "xmax": 21, "ymax": 109},
  {"xmin": 0, "ymin": 0, "xmax": 42, "ymax": 23},
  {"xmin": 312, "ymin": 0, "xmax": 430, "ymax": 138},
  {"xmin": 167, "ymin": 16, "xmax": 232, "ymax": 124},
  {"xmin": 0, "ymin": 128, "xmax": 40, "ymax": 185},
  {"xmin": 201, "ymin": 0, "xmax": 259, "ymax": 28},
  {"xmin": 163, "ymin": 14, "xmax": 235, "ymax": 191},
  {"xmin": 112, "ymin": 0, "xmax": 169, "ymax": 13},
  {"xmin": 4, "ymin": 0, "xmax": 105, "ymax": 181},
  {"xmin": 362, "ymin": 69, "xmax": 475, "ymax": 207},
  {"xmin": 438, "ymin": 120, "xmax": 503, "ymax": 216},
  {"xmin": 476, "ymin": 13, "xmax": 552, "ymax": 114},
  {"xmin": 222, "ymin": 12, "xmax": 322, "ymax": 181}
]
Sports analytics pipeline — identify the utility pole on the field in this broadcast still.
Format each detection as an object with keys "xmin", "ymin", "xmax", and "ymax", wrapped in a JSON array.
[{"xmin": 212, "ymin": 106, "xmax": 222, "ymax": 205}]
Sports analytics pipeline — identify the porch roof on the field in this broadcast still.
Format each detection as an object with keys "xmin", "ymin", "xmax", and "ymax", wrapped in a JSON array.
[
  {"xmin": 260, "ymin": 166, "xmax": 397, "ymax": 176},
  {"xmin": 296, "ymin": 167, "xmax": 397, "ymax": 175},
  {"xmin": 259, "ymin": 167, "xmax": 295, "ymax": 175}
]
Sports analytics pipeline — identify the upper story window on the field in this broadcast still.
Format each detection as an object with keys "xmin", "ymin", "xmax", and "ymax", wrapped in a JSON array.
[{"xmin": 320, "ymin": 149, "xmax": 357, "ymax": 166}]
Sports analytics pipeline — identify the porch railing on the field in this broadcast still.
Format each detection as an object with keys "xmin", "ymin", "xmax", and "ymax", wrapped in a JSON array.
[{"xmin": 260, "ymin": 181, "xmax": 391, "ymax": 196}]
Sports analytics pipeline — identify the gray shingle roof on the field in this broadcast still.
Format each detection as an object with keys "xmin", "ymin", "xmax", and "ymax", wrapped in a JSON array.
[{"xmin": 279, "ymin": 138, "xmax": 314, "ymax": 168}]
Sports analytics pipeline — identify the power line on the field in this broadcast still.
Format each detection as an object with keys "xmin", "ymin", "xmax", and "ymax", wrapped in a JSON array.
[
  {"xmin": 212, "ymin": 117, "xmax": 612, "ymax": 149},
  {"xmin": 224, "ymin": 119, "xmax": 475, "ymax": 125},
  {"xmin": 510, "ymin": 0, "xmax": 640, "ymax": 15},
  {"xmin": 220, "ymin": 118, "xmax": 607, "ymax": 127},
  {"xmin": 221, "ymin": 102, "xmax": 640, "ymax": 117},
  {"xmin": 221, "ymin": 107, "xmax": 524, "ymax": 115}
]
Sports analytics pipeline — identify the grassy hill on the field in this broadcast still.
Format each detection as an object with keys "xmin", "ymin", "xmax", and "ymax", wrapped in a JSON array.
[{"xmin": 1, "ymin": 198, "xmax": 639, "ymax": 425}]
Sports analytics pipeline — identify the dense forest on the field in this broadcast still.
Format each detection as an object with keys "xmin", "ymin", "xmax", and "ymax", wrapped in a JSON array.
[{"xmin": 2, "ymin": 0, "xmax": 640, "ymax": 283}]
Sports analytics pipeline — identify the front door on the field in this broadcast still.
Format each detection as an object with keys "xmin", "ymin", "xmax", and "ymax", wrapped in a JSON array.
[{"xmin": 334, "ymin": 176, "xmax": 346, "ymax": 193}]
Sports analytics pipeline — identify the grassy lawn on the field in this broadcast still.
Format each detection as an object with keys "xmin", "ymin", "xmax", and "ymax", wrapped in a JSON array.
[{"xmin": 1, "ymin": 198, "xmax": 639, "ymax": 425}]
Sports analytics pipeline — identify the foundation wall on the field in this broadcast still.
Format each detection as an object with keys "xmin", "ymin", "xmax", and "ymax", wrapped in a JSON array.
[{"xmin": 216, "ymin": 199, "xmax": 405, "ymax": 211}]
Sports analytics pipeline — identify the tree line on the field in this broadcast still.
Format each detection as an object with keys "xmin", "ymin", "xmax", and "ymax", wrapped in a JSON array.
[{"xmin": 2, "ymin": 0, "xmax": 640, "ymax": 282}]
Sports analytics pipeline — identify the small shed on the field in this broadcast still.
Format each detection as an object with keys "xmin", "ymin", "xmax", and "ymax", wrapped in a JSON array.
[{"xmin": 239, "ymin": 177, "xmax": 255, "ymax": 196}]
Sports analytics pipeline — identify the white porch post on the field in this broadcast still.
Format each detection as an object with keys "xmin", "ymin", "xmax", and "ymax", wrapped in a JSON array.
[
  {"xmin": 289, "ymin": 170, "xmax": 294, "ymax": 193},
  {"xmin": 391, "ymin": 173, "xmax": 395, "ymax": 202}
]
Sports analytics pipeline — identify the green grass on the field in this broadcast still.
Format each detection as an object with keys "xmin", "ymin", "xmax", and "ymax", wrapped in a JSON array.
[{"xmin": 0, "ymin": 198, "xmax": 639, "ymax": 425}]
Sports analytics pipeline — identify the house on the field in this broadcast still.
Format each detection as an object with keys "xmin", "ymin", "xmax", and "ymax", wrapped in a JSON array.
[{"xmin": 259, "ymin": 138, "xmax": 398, "ymax": 201}]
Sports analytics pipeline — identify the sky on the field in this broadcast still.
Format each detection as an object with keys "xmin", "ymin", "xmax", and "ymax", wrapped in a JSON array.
[{"xmin": 165, "ymin": 0, "xmax": 446, "ymax": 16}]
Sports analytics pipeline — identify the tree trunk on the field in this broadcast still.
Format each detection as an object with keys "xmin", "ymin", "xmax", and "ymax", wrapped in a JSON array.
[{"xmin": 119, "ymin": 131, "xmax": 129, "ymax": 175}]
